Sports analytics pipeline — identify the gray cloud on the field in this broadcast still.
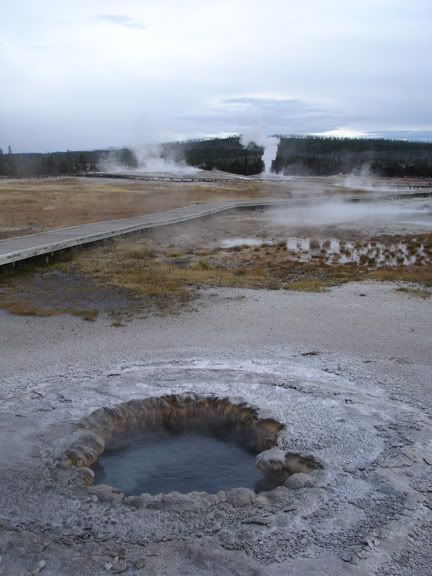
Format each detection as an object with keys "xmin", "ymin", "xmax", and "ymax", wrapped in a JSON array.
[
  {"xmin": 1, "ymin": 0, "xmax": 431, "ymax": 151},
  {"xmin": 97, "ymin": 14, "xmax": 147, "ymax": 30},
  {"xmin": 177, "ymin": 97, "xmax": 346, "ymax": 138},
  {"xmin": 373, "ymin": 129, "xmax": 432, "ymax": 142}
]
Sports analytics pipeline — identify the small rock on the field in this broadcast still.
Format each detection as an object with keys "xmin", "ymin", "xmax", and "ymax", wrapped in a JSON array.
[
  {"xmin": 89, "ymin": 484, "xmax": 124, "ymax": 504},
  {"xmin": 111, "ymin": 560, "xmax": 128, "ymax": 574},
  {"xmin": 74, "ymin": 467, "xmax": 95, "ymax": 485},
  {"xmin": 86, "ymin": 495, "xmax": 98, "ymax": 503},
  {"xmin": 226, "ymin": 488, "xmax": 256, "ymax": 506},
  {"xmin": 366, "ymin": 538, "xmax": 375, "ymax": 549},
  {"xmin": 131, "ymin": 558, "xmax": 146, "ymax": 569},
  {"xmin": 124, "ymin": 495, "xmax": 143, "ymax": 509},
  {"xmin": 340, "ymin": 551, "xmax": 353, "ymax": 563},
  {"xmin": 32, "ymin": 560, "xmax": 47, "ymax": 575},
  {"xmin": 256, "ymin": 448, "xmax": 287, "ymax": 473},
  {"xmin": 284, "ymin": 473, "xmax": 316, "ymax": 490}
]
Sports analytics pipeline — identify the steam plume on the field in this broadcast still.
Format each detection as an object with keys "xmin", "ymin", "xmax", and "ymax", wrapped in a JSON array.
[{"xmin": 240, "ymin": 131, "xmax": 280, "ymax": 174}]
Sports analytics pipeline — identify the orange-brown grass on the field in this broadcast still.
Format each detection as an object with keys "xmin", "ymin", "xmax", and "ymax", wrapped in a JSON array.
[
  {"xmin": 2, "ymin": 228, "xmax": 431, "ymax": 320},
  {"xmin": 3, "ymin": 301, "xmax": 57, "ymax": 317},
  {"xmin": 396, "ymin": 287, "xmax": 432, "ymax": 299},
  {"xmin": 2, "ymin": 299, "xmax": 99, "ymax": 320},
  {"xmin": 74, "ymin": 240, "xmax": 270, "ymax": 302},
  {"xmin": 0, "ymin": 177, "xmax": 278, "ymax": 237},
  {"xmin": 73, "ymin": 236, "xmax": 432, "ymax": 303}
]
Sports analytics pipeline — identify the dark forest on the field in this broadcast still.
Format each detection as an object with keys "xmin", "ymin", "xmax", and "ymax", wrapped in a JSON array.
[{"xmin": 1, "ymin": 136, "xmax": 431, "ymax": 178}]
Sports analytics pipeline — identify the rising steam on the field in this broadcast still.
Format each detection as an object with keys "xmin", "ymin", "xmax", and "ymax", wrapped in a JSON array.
[
  {"xmin": 240, "ymin": 131, "xmax": 280, "ymax": 174},
  {"xmin": 99, "ymin": 144, "xmax": 200, "ymax": 175},
  {"xmin": 133, "ymin": 144, "xmax": 200, "ymax": 174}
]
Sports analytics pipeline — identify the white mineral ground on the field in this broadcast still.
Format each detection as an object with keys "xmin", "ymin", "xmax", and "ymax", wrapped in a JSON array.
[{"xmin": 1, "ymin": 279, "xmax": 432, "ymax": 575}]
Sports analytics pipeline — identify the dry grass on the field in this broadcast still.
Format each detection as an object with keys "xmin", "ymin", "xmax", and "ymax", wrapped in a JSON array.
[
  {"xmin": 53, "ymin": 231, "xmax": 432, "ymax": 316},
  {"xmin": 74, "ymin": 240, "xmax": 269, "ymax": 306},
  {"xmin": 2, "ymin": 238, "xmax": 431, "ymax": 320},
  {"xmin": 395, "ymin": 287, "xmax": 432, "ymax": 299},
  {"xmin": 2, "ymin": 299, "xmax": 99, "ymax": 320},
  {"xmin": 284, "ymin": 279, "xmax": 335, "ymax": 292},
  {"xmin": 2, "ymin": 205, "xmax": 432, "ymax": 319},
  {"xmin": 3, "ymin": 301, "xmax": 57, "ymax": 317},
  {"xmin": 71, "ymin": 309, "xmax": 99, "ymax": 321},
  {"xmin": 0, "ymin": 177, "xmax": 275, "ymax": 237},
  {"xmin": 74, "ymin": 233, "xmax": 432, "ymax": 307},
  {"xmin": 367, "ymin": 266, "xmax": 432, "ymax": 285}
]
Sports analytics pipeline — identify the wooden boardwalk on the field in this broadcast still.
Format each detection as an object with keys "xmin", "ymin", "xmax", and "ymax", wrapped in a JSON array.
[
  {"xmin": 2, "ymin": 189, "xmax": 429, "ymax": 267},
  {"xmin": 0, "ymin": 199, "xmax": 292, "ymax": 267}
]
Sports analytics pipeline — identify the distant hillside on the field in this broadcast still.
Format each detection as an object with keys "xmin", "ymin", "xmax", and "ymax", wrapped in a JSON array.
[
  {"xmin": 162, "ymin": 137, "xmax": 264, "ymax": 175},
  {"xmin": 0, "ymin": 148, "xmax": 136, "ymax": 178},
  {"xmin": 167, "ymin": 135, "xmax": 432, "ymax": 177},
  {"xmin": 274, "ymin": 136, "xmax": 432, "ymax": 177},
  {"xmin": 1, "ymin": 135, "xmax": 431, "ymax": 178}
]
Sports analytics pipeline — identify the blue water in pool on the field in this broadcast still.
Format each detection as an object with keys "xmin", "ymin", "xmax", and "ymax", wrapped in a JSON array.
[{"xmin": 93, "ymin": 431, "xmax": 262, "ymax": 495}]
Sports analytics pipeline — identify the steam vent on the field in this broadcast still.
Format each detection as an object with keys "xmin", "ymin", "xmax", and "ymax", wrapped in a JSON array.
[{"xmin": 64, "ymin": 394, "xmax": 322, "ymax": 497}]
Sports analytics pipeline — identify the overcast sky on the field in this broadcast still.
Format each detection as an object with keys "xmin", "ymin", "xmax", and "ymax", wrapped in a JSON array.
[{"xmin": 1, "ymin": 0, "xmax": 431, "ymax": 152}]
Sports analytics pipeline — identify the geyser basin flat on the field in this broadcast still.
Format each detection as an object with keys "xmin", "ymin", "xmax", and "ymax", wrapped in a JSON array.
[{"xmin": 93, "ymin": 430, "xmax": 262, "ymax": 495}]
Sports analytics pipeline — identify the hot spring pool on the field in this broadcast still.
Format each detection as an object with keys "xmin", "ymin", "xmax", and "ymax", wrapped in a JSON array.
[{"xmin": 93, "ymin": 431, "xmax": 263, "ymax": 495}]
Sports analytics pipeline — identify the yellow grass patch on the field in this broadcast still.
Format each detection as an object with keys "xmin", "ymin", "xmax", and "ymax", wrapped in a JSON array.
[
  {"xmin": 0, "ymin": 177, "xmax": 273, "ymax": 236},
  {"xmin": 395, "ymin": 287, "xmax": 432, "ymax": 299},
  {"xmin": 3, "ymin": 301, "xmax": 57, "ymax": 317}
]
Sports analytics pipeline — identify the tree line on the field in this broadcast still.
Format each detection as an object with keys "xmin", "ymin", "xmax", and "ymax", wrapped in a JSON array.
[
  {"xmin": 164, "ymin": 135, "xmax": 432, "ymax": 177},
  {"xmin": 162, "ymin": 137, "xmax": 264, "ymax": 175},
  {"xmin": 0, "ymin": 148, "xmax": 137, "ymax": 177},
  {"xmin": 1, "ymin": 136, "xmax": 431, "ymax": 178},
  {"xmin": 273, "ymin": 136, "xmax": 432, "ymax": 177}
]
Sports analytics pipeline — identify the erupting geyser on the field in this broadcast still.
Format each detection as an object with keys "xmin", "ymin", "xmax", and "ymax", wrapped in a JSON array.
[
  {"xmin": 262, "ymin": 136, "xmax": 280, "ymax": 175},
  {"xmin": 240, "ymin": 133, "xmax": 280, "ymax": 175}
]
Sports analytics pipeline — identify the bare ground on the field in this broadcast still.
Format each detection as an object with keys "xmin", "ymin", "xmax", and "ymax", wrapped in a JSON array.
[
  {"xmin": 1, "ymin": 179, "xmax": 432, "ymax": 574},
  {"xmin": 0, "ymin": 282, "xmax": 431, "ymax": 575}
]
